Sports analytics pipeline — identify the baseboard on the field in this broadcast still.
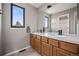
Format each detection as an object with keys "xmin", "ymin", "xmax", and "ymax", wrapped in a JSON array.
[{"xmin": 4, "ymin": 46, "xmax": 31, "ymax": 56}]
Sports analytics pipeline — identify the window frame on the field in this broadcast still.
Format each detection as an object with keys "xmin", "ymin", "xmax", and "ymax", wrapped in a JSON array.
[
  {"xmin": 44, "ymin": 16, "xmax": 49, "ymax": 28},
  {"xmin": 11, "ymin": 3, "xmax": 25, "ymax": 28}
]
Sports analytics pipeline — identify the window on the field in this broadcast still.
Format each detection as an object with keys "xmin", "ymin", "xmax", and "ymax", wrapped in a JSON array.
[
  {"xmin": 44, "ymin": 16, "xmax": 48, "ymax": 28},
  {"xmin": 11, "ymin": 4, "xmax": 25, "ymax": 28}
]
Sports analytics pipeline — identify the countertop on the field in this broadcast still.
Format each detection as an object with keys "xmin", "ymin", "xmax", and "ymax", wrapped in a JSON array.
[{"xmin": 31, "ymin": 32, "xmax": 79, "ymax": 45}]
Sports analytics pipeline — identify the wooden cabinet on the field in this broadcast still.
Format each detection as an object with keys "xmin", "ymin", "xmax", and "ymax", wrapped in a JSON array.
[
  {"xmin": 53, "ymin": 46, "xmax": 57, "ymax": 56},
  {"xmin": 60, "ymin": 41, "xmax": 78, "ymax": 54},
  {"xmin": 49, "ymin": 46, "xmax": 57, "ymax": 56},
  {"xmin": 31, "ymin": 38, "xmax": 35, "ymax": 48},
  {"xmin": 30, "ymin": 34, "xmax": 41, "ymax": 54},
  {"xmin": 49, "ymin": 45, "xmax": 53, "ymax": 56},
  {"xmin": 49, "ymin": 38, "xmax": 59, "ymax": 56},
  {"xmin": 30, "ymin": 34, "xmax": 34, "ymax": 48},
  {"xmin": 35, "ymin": 35, "xmax": 41, "ymax": 53},
  {"xmin": 41, "ymin": 42, "xmax": 50, "ymax": 56},
  {"xmin": 30, "ymin": 34, "xmax": 79, "ymax": 56},
  {"xmin": 57, "ymin": 48, "xmax": 76, "ymax": 56},
  {"xmin": 30, "ymin": 34, "xmax": 36, "ymax": 49},
  {"xmin": 49, "ymin": 38, "xmax": 59, "ymax": 47},
  {"xmin": 41, "ymin": 36, "xmax": 50, "ymax": 56},
  {"xmin": 42, "ymin": 36, "xmax": 48, "ymax": 43}
]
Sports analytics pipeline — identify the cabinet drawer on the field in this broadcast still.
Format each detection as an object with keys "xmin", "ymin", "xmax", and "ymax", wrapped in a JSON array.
[
  {"xmin": 37, "ymin": 35, "xmax": 41, "ymax": 39},
  {"xmin": 57, "ymin": 48, "xmax": 76, "ymax": 56},
  {"xmin": 49, "ymin": 38, "xmax": 59, "ymax": 47},
  {"xmin": 42, "ymin": 36, "xmax": 48, "ymax": 43},
  {"xmin": 60, "ymin": 41, "xmax": 78, "ymax": 53}
]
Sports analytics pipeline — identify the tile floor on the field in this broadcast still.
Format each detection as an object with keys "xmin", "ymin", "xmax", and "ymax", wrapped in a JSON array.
[{"xmin": 10, "ymin": 47, "xmax": 40, "ymax": 56}]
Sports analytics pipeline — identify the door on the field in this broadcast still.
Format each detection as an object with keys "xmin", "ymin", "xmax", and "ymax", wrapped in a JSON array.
[{"xmin": 59, "ymin": 14, "xmax": 69, "ymax": 35}]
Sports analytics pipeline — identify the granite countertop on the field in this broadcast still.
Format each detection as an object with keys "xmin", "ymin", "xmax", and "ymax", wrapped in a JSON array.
[{"xmin": 31, "ymin": 32, "xmax": 79, "ymax": 45}]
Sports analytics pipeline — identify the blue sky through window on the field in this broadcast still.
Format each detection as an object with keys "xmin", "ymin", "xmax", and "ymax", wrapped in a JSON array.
[
  {"xmin": 13, "ymin": 5, "xmax": 23, "ymax": 26},
  {"xmin": 44, "ymin": 17, "xmax": 48, "ymax": 28}
]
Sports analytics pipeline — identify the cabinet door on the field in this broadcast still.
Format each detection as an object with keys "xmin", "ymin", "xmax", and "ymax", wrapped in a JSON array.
[
  {"xmin": 60, "ymin": 41, "xmax": 78, "ymax": 54},
  {"xmin": 30, "ymin": 34, "xmax": 36, "ymax": 49},
  {"xmin": 53, "ymin": 46, "xmax": 57, "ymax": 56},
  {"xmin": 49, "ymin": 39, "xmax": 59, "ymax": 47},
  {"xmin": 42, "ymin": 36, "xmax": 48, "ymax": 43},
  {"xmin": 49, "ymin": 45, "xmax": 53, "ymax": 56},
  {"xmin": 41, "ymin": 42, "xmax": 50, "ymax": 56},
  {"xmin": 57, "ymin": 48, "xmax": 76, "ymax": 56},
  {"xmin": 49, "ymin": 45, "xmax": 57, "ymax": 56},
  {"xmin": 35, "ymin": 38, "xmax": 41, "ymax": 53}
]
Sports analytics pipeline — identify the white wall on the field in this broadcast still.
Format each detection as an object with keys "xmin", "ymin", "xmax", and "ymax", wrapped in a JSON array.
[{"xmin": 2, "ymin": 3, "xmax": 38, "ymax": 55}]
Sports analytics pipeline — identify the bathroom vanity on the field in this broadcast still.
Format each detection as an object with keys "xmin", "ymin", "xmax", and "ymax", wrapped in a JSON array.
[{"xmin": 30, "ymin": 32, "xmax": 79, "ymax": 56}]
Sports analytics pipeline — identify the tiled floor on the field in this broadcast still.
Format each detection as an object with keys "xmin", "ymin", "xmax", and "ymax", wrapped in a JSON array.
[{"xmin": 10, "ymin": 47, "xmax": 40, "ymax": 56}]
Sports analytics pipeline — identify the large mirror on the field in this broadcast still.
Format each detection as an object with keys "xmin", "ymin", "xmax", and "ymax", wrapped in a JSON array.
[{"xmin": 38, "ymin": 3, "xmax": 78, "ymax": 35}]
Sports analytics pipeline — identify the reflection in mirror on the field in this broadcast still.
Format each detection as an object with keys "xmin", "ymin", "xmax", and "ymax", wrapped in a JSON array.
[{"xmin": 39, "ymin": 3, "xmax": 78, "ymax": 35}]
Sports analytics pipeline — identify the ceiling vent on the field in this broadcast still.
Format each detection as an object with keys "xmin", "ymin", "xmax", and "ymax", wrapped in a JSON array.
[{"xmin": 47, "ymin": 5, "xmax": 52, "ymax": 9}]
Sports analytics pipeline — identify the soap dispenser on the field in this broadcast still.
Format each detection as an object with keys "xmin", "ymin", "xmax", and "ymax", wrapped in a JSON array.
[{"xmin": 58, "ymin": 30, "xmax": 62, "ymax": 35}]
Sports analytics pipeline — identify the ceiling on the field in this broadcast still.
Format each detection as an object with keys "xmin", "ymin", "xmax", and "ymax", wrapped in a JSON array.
[
  {"xmin": 30, "ymin": 3, "xmax": 77, "ymax": 15},
  {"xmin": 30, "ymin": 3, "xmax": 44, "ymax": 8},
  {"xmin": 45, "ymin": 3, "xmax": 77, "ymax": 14}
]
